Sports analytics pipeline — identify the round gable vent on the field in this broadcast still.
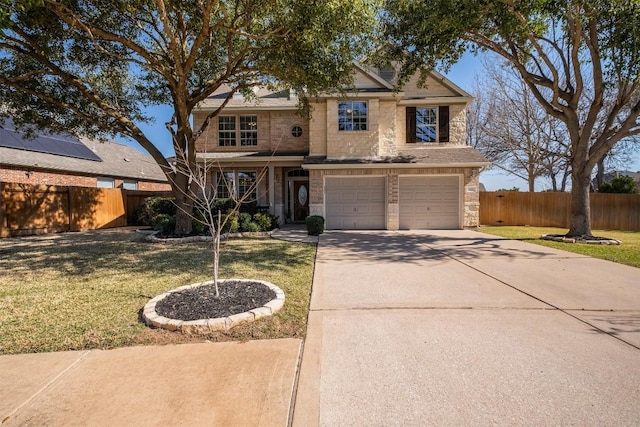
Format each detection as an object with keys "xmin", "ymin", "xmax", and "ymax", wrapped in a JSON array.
[{"xmin": 379, "ymin": 68, "xmax": 396, "ymax": 82}]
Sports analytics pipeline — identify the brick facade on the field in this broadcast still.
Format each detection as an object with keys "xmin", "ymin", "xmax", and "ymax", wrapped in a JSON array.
[
  {"xmin": 195, "ymin": 66, "xmax": 486, "ymax": 230},
  {"xmin": 193, "ymin": 111, "xmax": 308, "ymax": 154},
  {"xmin": 0, "ymin": 165, "xmax": 171, "ymax": 191}
]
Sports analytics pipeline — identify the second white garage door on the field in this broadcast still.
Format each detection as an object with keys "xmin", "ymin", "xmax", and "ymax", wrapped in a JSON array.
[
  {"xmin": 325, "ymin": 177, "xmax": 386, "ymax": 229},
  {"xmin": 399, "ymin": 176, "xmax": 460, "ymax": 229}
]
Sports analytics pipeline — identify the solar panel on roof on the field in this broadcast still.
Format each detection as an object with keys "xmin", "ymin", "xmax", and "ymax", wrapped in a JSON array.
[{"xmin": 0, "ymin": 121, "xmax": 103, "ymax": 162}]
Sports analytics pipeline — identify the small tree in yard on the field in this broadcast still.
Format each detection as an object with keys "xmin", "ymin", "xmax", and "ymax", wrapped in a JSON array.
[
  {"xmin": 382, "ymin": 0, "xmax": 640, "ymax": 238},
  {"xmin": 0, "ymin": 0, "xmax": 378, "ymax": 235},
  {"xmin": 171, "ymin": 144, "xmax": 269, "ymax": 297}
]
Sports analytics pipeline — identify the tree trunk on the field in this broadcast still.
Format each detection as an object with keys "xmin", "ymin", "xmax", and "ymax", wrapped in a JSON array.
[
  {"xmin": 170, "ymin": 162, "xmax": 194, "ymax": 235},
  {"xmin": 173, "ymin": 189, "xmax": 194, "ymax": 235},
  {"xmin": 175, "ymin": 200, "xmax": 194, "ymax": 235},
  {"xmin": 566, "ymin": 171, "xmax": 593, "ymax": 237},
  {"xmin": 595, "ymin": 158, "xmax": 605, "ymax": 190}
]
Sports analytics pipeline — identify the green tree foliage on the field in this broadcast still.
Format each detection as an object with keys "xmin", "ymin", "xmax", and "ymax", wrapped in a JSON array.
[
  {"xmin": 0, "ymin": 0, "xmax": 378, "ymax": 233},
  {"xmin": 598, "ymin": 175, "xmax": 639, "ymax": 194},
  {"xmin": 382, "ymin": 0, "xmax": 640, "ymax": 237}
]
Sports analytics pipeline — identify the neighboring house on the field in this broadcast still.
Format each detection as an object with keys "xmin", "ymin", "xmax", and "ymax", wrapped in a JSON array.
[
  {"xmin": 194, "ymin": 64, "xmax": 489, "ymax": 230},
  {"xmin": 593, "ymin": 171, "xmax": 640, "ymax": 193},
  {"xmin": 0, "ymin": 122, "xmax": 170, "ymax": 191}
]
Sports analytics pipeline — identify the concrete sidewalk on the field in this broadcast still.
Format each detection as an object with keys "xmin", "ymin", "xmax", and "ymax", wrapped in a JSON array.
[
  {"xmin": 293, "ymin": 230, "xmax": 640, "ymax": 426},
  {"xmin": 1, "ymin": 339, "xmax": 300, "ymax": 426}
]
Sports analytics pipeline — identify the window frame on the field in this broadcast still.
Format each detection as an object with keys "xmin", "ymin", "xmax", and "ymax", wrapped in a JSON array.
[
  {"xmin": 218, "ymin": 115, "xmax": 236, "ymax": 146},
  {"xmin": 237, "ymin": 170, "xmax": 257, "ymax": 200},
  {"xmin": 416, "ymin": 106, "xmax": 438, "ymax": 143},
  {"xmin": 338, "ymin": 101, "xmax": 368, "ymax": 132},
  {"xmin": 216, "ymin": 171, "xmax": 235, "ymax": 199},
  {"xmin": 218, "ymin": 115, "xmax": 258, "ymax": 147},
  {"xmin": 122, "ymin": 180, "xmax": 138, "ymax": 190},
  {"xmin": 97, "ymin": 177, "xmax": 115, "ymax": 188},
  {"xmin": 406, "ymin": 105, "xmax": 450, "ymax": 144},
  {"xmin": 215, "ymin": 170, "xmax": 257, "ymax": 201},
  {"xmin": 239, "ymin": 115, "xmax": 258, "ymax": 146}
]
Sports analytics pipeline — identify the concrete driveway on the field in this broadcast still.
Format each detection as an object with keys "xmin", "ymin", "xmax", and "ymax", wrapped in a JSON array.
[{"xmin": 292, "ymin": 230, "xmax": 640, "ymax": 426}]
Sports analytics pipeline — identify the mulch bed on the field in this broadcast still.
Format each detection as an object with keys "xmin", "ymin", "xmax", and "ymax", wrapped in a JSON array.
[{"xmin": 155, "ymin": 280, "xmax": 276, "ymax": 321}]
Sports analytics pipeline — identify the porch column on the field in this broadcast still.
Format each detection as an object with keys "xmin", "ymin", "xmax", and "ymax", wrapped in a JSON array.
[{"xmin": 268, "ymin": 164, "xmax": 275, "ymax": 216}]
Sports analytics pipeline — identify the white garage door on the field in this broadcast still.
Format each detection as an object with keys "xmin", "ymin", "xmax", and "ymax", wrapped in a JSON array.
[
  {"xmin": 325, "ymin": 177, "xmax": 386, "ymax": 229},
  {"xmin": 399, "ymin": 176, "xmax": 460, "ymax": 229}
]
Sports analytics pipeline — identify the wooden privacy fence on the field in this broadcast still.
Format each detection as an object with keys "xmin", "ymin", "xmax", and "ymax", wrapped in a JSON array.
[
  {"xmin": 0, "ymin": 183, "xmax": 171, "ymax": 237},
  {"xmin": 480, "ymin": 191, "xmax": 640, "ymax": 231}
]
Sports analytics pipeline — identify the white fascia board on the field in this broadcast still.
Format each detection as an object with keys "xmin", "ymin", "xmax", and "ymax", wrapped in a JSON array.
[
  {"xmin": 328, "ymin": 91, "xmax": 403, "ymax": 99},
  {"xmin": 302, "ymin": 161, "xmax": 490, "ymax": 170},
  {"xmin": 398, "ymin": 97, "xmax": 474, "ymax": 105}
]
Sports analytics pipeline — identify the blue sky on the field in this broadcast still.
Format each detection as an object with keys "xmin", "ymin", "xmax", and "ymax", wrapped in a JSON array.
[{"xmin": 119, "ymin": 51, "xmax": 640, "ymax": 192}]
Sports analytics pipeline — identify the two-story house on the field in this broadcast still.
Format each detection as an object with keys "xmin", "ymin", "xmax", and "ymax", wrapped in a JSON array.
[{"xmin": 193, "ymin": 64, "xmax": 488, "ymax": 230}]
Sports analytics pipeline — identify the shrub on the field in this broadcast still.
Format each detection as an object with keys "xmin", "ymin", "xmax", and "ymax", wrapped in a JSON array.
[
  {"xmin": 151, "ymin": 213, "xmax": 175, "ymax": 235},
  {"xmin": 253, "ymin": 212, "xmax": 273, "ymax": 231},
  {"xmin": 306, "ymin": 215, "xmax": 325, "ymax": 236},
  {"xmin": 243, "ymin": 221, "xmax": 261, "ymax": 233},
  {"xmin": 598, "ymin": 175, "xmax": 638, "ymax": 194},
  {"xmin": 221, "ymin": 210, "xmax": 239, "ymax": 233},
  {"xmin": 137, "ymin": 197, "xmax": 176, "ymax": 226},
  {"xmin": 191, "ymin": 208, "xmax": 208, "ymax": 235},
  {"xmin": 238, "ymin": 212, "xmax": 253, "ymax": 231}
]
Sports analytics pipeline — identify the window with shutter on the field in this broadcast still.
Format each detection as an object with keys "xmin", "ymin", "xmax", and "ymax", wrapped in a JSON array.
[
  {"xmin": 406, "ymin": 107, "xmax": 416, "ymax": 143},
  {"xmin": 405, "ymin": 105, "xmax": 451, "ymax": 144},
  {"xmin": 439, "ymin": 106, "xmax": 450, "ymax": 142}
]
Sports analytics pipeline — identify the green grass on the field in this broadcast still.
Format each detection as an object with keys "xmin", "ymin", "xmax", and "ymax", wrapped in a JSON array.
[
  {"xmin": 0, "ymin": 230, "xmax": 316, "ymax": 355},
  {"xmin": 479, "ymin": 226, "xmax": 640, "ymax": 268}
]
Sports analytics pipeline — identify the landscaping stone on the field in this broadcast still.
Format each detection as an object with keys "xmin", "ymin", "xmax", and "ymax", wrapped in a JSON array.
[{"xmin": 142, "ymin": 279, "xmax": 285, "ymax": 334}]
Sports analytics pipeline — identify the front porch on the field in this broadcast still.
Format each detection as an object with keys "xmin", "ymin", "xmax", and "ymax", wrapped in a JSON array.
[{"xmin": 196, "ymin": 152, "xmax": 309, "ymax": 225}]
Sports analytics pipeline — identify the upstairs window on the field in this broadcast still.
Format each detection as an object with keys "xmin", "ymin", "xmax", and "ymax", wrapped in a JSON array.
[
  {"xmin": 240, "ymin": 116, "xmax": 258, "ymax": 146},
  {"xmin": 218, "ymin": 115, "xmax": 258, "ymax": 146},
  {"xmin": 338, "ymin": 101, "xmax": 368, "ymax": 131},
  {"xmin": 406, "ymin": 106, "xmax": 450, "ymax": 143},
  {"xmin": 218, "ymin": 116, "xmax": 236, "ymax": 146}
]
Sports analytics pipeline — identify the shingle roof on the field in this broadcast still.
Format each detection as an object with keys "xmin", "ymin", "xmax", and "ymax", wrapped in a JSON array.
[
  {"xmin": 0, "ymin": 132, "xmax": 168, "ymax": 182},
  {"xmin": 196, "ymin": 87, "xmax": 299, "ymax": 110},
  {"xmin": 304, "ymin": 147, "xmax": 489, "ymax": 166}
]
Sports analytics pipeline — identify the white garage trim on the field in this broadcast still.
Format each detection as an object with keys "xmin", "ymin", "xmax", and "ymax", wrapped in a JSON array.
[
  {"xmin": 399, "ymin": 175, "xmax": 462, "ymax": 230},
  {"xmin": 324, "ymin": 176, "xmax": 386, "ymax": 230}
]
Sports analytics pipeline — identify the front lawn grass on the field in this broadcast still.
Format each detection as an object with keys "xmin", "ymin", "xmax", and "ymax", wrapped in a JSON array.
[
  {"xmin": 0, "ymin": 230, "xmax": 316, "ymax": 355},
  {"xmin": 479, "ymin": 226, "xmax": 640, "ymax": 268}
]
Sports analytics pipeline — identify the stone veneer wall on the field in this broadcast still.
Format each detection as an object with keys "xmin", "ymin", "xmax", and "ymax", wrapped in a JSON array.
[
  {"xmin": 307, "ymin": 166, "xmax": 481, "ymax": 229},
  {"xmin": 395, "ymin": 103, "xmax": 467, "ymax": 147},
  {"xmin": 325, "ymin": 99, "xmax": 380, "ymax": 159}
]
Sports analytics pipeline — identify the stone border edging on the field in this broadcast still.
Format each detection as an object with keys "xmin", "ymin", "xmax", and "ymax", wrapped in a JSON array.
[
  {"xmin": 142, "ymin": 278, "xmax": 285, "ymax": 334},
  {"xmin": 142, "ymin": 230, "xmax": 275, "ymax": 244},
  {"xmin": 541, "ymin": 234, "xmax": 622, "ymax": 245}
]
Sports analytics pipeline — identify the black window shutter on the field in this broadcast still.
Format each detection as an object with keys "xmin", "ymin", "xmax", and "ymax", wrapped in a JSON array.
[
  {"xmin": 439, "ymin": 105, "xmax": 450, "ymax": 142},
  {"xmin": 406, "ymin": 107, "xmax": 416, "ymax": 143}
]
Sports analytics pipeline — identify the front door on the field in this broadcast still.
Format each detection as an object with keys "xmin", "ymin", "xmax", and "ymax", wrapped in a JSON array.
[{"xmin": 293, "ymin": 181, "xmax": 309, "ymax": 221}]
